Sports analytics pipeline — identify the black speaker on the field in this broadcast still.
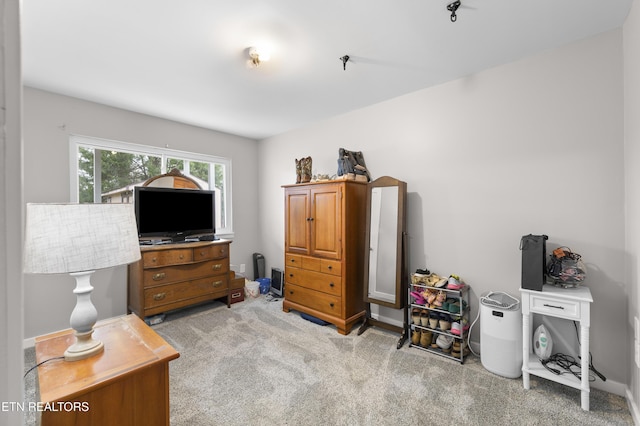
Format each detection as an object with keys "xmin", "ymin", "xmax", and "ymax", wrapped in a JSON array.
[
  {"xmin": 520, "ymin": 234, "xmax": 548, "ymax": 291},
  {"xmin": 253, "ymin": 253, "xmax": 265, "ymax": 279}
]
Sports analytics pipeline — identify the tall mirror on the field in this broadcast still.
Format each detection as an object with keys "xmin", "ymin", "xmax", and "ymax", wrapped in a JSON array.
[{"xmin": 358, "ymin": 176, "xmax": 407, "ymax": 342}]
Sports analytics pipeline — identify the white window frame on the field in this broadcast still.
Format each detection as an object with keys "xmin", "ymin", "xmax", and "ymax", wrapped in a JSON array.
[{"xmin": 69, "ymin": 134, "xmax": 234, "ymax": 238}]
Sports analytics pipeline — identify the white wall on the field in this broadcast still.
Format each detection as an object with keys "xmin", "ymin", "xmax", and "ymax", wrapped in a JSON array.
[
  {"xmin": 624, "ymin": 0, "xmax": 640, "ymax": 421},
  {"xmin": 22, "ymin": 87, "xmax": 261, "ymax": 339},
  {"xmin": 259, "ymin": 30, "xmax": 627, "ymax": 390}
]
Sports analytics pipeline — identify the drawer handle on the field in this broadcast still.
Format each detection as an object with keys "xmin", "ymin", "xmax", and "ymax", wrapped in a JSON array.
[
  {"xmin": 327, "ymin": 265, "xmax": 333, "ymax": 270},
  {"xmin": 289, "ymin": 290, "xmax": 294, "ymax": 295},
  {"xmin": 290, "ymin": 258, "xmax": 296, "ymax": 263},
  {"xmin": 231, "ymin": 292, "xmax": 241, "ymax": 298},
  {"xmin": 212, "ymin": 264, "xmax": 222, "ymax": 271},
  {"xmin": 329, "ymin": 282, "xmax": 335, "ymax": 287},
  {"xmin": 289, "ymin": 273, "xmax": 294, "ymax": 277},
  {"xmin": 179, "ymin": 254, "xmax": 184, "ymax": 259},
  {"xmin": 153, "ymin": 292, "xmax": 166, "ymax": 301},
  {"xmin": 220, "ymin": 249, "xmax": 225, "ymax": 254},
  {"xmin": 329, "ymin": 303, "xmax": 334, "ymax": 308},
  {"xmin": 152, "ymin": 272, "xmax": 166, "ymax": 281},
  {"xmin": 543, "ymin": 304, "xmax": 565, "ymax": 310},
  {"xmin": 200, "ymin": 251, "xmax": 205, "ymax": 256},
  {"xmin": 212, "ymin": 280, "xmax": 223, "ymax": 288},
  {"xmin": 152, "ymin": 257, "xmax": 157, "ymax": 263}
]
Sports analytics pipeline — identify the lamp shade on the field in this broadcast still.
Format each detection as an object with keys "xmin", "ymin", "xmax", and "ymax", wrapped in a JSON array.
[{"xmin": 24, "ymin": 203, "xmax": 141, "ymax": 274}]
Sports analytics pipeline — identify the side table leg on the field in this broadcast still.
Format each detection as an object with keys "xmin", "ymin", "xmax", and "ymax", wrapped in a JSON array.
[
  {"xmin": 580, "ymin": 324, "xmax": 590, "ymax": 411},
  {"xmin": 522, "ymin": 312, "xmax": 530, "ymax": 389}
]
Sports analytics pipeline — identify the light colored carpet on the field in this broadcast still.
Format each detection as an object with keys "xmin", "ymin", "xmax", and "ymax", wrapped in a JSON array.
[{"xmin": 24, "ymin": 296, "xmax": 633, "ymax": 425}]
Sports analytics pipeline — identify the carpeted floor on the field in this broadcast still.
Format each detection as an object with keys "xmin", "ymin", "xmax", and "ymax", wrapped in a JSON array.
[{"xmin": 24, "ymin": 296, "xmax": 634, "ymax": 425}]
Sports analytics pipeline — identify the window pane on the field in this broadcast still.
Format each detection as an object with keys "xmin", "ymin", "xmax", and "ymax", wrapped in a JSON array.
[
  {"xmin": 189, "ymin": 161, "xmax": 209, "ymax": 183},
  {"xmin": 215, "ymin": 163, "xmax": 226, "ymax": 228},
  {"xmin": 78, "ymin": 147, "xmax": 95, "ymax": 204},
  {"xmin": 167, "ymin": 158, "xmax": 183, "ymax": 172}
]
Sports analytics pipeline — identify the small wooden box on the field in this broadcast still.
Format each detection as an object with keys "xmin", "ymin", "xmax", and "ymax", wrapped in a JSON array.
[
  {"xmin": 229, "ymin": 288, "xmax": 245, "ymax": 304},
  {"xmin": 229, "ymin": 275, "xmax": 245, "ymax": 304}
]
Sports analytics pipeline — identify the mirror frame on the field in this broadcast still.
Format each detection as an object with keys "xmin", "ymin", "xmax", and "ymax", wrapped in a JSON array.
[{"xmin": 363, "ymin": 176, "xmax": 407, "ymax": 309}]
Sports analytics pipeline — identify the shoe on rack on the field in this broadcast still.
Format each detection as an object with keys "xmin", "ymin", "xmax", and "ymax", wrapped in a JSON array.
[
  {"xmin": 420, "ymin": 310, "xmax": 430, "ymax": 327},
  {"xmin": 436, "ymin": 334, "xmax": 454, "ymax": 352},
  {"xmin": 438, "ymin": 313, "xmax": 451, "ymax": 331},
  {"xmin": 446, "ymin": 274, "xmax": 465, "ymax": 290},
  {"xmin": 434, "ymin": 277, "xmax": 448, "ymax": 288},
  {"xmin": 451, "ymin": 321, "xmax": 461, "ymax": 335},
  {"xmin": 415, "ymin": 268, "xmax": 430, "ymax": 275},
  {"xmin": 411, "ymin": 308, "xmax": 421, "ymax": 325},
  {"xmin": 447, "ymin": 299, "xmax": 467, "ymax": 314},
  {"xmin": 428, "ymin": 312, "xmax": 439, "ymax": 329},
  {"xmin": 451, "ymin": 318, "xmax": 469, "ymax": 336},
  {"xmin": 411, "ymin": 329, "xmax": 421, "ymax": 345},
  {"xmin": 420, "ymin": 330, "xmax": 433, "ymax": 348},
  {"xmin": 410, "ymin": 291, "xmax": 426, "ymax": 305}
]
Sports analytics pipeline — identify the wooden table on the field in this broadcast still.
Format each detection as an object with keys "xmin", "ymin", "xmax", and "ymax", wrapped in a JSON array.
[{"xmin": 35, "ymin": 314, "xmax": 180, "ymax": 425}]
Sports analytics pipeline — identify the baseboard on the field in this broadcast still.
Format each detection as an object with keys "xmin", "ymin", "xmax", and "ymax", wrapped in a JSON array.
[
  {"xmin": 23, "ymin": 336, "xmax": 36, "ymax": 349},
  {"xmin": 626, "ymin": 387, "xmax": 640, "ymax": 426}
]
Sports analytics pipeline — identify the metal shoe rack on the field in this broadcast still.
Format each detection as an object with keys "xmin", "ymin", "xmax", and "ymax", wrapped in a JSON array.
[{"xmin": 408, "ymin": 281, "xmax": 470, "ymax": 363}]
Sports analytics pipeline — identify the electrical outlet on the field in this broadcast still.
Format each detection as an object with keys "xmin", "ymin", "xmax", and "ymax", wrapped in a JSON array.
[{"xmin": 240, "ymin": 264, "xmax": 245, "ymax": 273}]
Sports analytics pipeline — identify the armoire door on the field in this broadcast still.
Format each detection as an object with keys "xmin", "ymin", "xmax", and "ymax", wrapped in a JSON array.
[
  {"xmin": 310, "ymin": 184, "xmax": 342, "ymax": 260},
  {"xmin": 285, "ymin": 188, "xmax": 310, "ymax": 255}
]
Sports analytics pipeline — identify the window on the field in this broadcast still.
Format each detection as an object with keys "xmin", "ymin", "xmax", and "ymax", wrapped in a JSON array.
[{"xmin": 69, "ymin": 135, "xmax": 233, "ymax": 237}]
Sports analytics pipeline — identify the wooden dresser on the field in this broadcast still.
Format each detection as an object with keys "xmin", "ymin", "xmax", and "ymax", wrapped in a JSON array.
[
  {"xmin": 36, "ymin": 314, "xmax": 179, "ymax": 426},
  {"xmin": 128, "ymin": 240, "xmax": 230, "ymax": 318},
  {"xmin": 282, "ymin": 180, "xmax": 367, "ymax": 334}
]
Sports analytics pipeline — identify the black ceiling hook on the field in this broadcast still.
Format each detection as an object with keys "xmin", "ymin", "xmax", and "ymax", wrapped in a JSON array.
[
  {"xmin": 339, "ymin": 55, "xmax": 350, "ymax": 71},
  {"xmin": 447, "ymin": 0, "xmax": 460, "ymax": 22}
]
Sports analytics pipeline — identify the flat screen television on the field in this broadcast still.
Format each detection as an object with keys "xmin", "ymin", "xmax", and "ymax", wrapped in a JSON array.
[{"xmin": 134, "ymin": 186, "xmax": 216, "ymax": 243}]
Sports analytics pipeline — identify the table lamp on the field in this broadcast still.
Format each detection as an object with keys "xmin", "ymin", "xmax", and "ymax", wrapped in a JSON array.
[{"xmin": 23, "ymin": 203, "xmax": 141, "ymax": 361}]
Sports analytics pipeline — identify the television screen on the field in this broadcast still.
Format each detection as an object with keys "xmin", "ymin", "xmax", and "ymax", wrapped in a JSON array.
[{"xmin": 134, "ymin": 186, "xmax": 215, "ymax": 242}]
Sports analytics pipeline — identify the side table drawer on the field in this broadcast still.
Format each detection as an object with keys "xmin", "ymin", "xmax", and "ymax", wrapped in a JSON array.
[{"xmin": 530, "ymin": 294, "xmax": 580, "ymax": 320}]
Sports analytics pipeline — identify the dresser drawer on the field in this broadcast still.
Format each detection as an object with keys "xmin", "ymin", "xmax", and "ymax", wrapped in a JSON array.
[
  {"xmin": 142, "ymin": 249, "xmax": 193, "ymax": 268},
  {"xmin": 285, "ymin": 283, "xmax": 341, "ymax": 317},
  {"xmin": 193, "ymin": 244, "xmax": 228, "ymax": 261},
  {"xmin": 529, "ymin": 294, "xmax": 580, "ymax": 320},
  {"xmin": 285, "ymin": 254, "xmax": 302, "ymax": 268},
  {"xmin": 143, "ymin": 260, "xmax": 228, "ymax": 287},
  {"xmin": 144, "ymin": 276, "xmax": 228, "ymax": 309},
  {"xmin": 285, "ymin": 267, "xmax": 342, "ymax": 296},
  {"xmin": 320, "ymin": 259, "xmax": 341, "ymax": 276}
]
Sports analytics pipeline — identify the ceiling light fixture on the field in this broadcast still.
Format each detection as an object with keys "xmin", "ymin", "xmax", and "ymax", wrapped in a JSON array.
[
  {"xmin": 248, "ymin": 46, "xmax": 270, "ymax": 68},
  {"xmin": 447, "ymin": 0, "xmax": 461, "ymax": 22}
]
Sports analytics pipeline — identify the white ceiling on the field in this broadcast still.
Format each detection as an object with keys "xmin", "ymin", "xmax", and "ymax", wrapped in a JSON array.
[{"xmin": 22, "ymin": 0, "xmax": 633, "ymax": 140}]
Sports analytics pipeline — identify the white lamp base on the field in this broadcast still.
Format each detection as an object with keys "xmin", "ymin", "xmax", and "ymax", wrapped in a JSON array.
[
  {"xmin": 64, "ymin": 330, "xmax": 104, "ymax": 361},
  {"xmin": 65, "ymin": 271, "xmax": 104, "ymax": 362}
]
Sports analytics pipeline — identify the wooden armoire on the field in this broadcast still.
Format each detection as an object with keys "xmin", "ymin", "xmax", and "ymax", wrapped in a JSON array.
[{"xmin": 282, "ymin": 180, "xmax": 368, "ymax": 334}]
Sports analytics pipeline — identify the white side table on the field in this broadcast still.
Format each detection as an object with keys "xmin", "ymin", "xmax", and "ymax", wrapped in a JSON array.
[{"xmin": 520, "ymin": 285, "xmax": 593, "ymax": 411}]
